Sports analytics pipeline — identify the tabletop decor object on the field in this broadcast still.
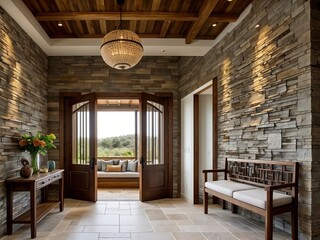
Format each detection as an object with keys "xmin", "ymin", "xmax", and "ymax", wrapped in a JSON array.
[
  {"xmin": 19, "ymin": 158, "xmax": 33, "ymax": 178},
  {"xmin": 19, "ymin": 132, "xmax": 56, "ymax": 174}
]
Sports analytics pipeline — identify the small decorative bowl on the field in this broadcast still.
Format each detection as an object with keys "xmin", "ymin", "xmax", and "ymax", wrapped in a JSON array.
[{"xmin": 39, "ymin": 167, "xmax": 48, "ymax": 173}]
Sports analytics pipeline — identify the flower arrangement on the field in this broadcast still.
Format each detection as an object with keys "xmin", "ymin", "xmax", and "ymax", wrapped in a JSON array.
[{"xmin": 19, "ymin": 132, "xmax": 56, "ymax": 173}]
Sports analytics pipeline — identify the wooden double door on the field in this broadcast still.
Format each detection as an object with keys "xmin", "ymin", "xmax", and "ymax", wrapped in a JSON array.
[{"xmin": 63, "ymin": 92, "xmax": 173, "ymax": 202}]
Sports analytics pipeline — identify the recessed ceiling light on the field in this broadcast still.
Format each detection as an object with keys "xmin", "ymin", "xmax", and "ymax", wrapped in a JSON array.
[
  {"xmin": 58, "ymin": 23, "xmax": 63, "ymax": 27},
  {"xmin": 255, "ymin": 24, "xmax": 260, "ymax": 28},
  {"xmin": 212, "ymin": 23, "xmax": 217, "ymax": 27}
]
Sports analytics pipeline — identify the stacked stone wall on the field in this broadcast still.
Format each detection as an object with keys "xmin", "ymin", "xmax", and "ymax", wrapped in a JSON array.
[
  {"xmin": 311, "ymin": 0, "xmax": 320, "ymax": 238},
  {"xmin": 179, "ymin": 0, "xmax": 313, "ymax": 238},
  {"xmin": 0, "ymin": 7, "xmax": 48, "ymax": 236}
]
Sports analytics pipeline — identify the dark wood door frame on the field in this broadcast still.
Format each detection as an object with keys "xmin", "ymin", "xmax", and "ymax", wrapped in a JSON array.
[
  {"xmin": 66, "ymin": 92, "xmax": 97, "ymax": 201},
  {"xmin": 59, "ymin": 92, "xmax": 173, "ymax": 199},
  {"xmin": 193, "ymin": 78, "xmax": 218, "ymax": 204},
  {"xmin": 155, "ymin": 92, "xmax": 174, "ymax": 198}
]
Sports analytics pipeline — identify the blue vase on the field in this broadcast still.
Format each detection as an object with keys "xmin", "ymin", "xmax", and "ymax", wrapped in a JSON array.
[{"xmin": 47, "ymin": 160, "xmax": 56, "ymax": 172}]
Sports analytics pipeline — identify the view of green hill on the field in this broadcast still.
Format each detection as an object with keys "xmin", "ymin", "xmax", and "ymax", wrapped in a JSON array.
[{"xmin": 97, "ymin": 134, "xmax": 135, "ymax": 157}]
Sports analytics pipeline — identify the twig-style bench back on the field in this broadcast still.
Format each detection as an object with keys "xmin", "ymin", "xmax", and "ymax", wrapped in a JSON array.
[
  {"xmin": 226, "ymin": 158, "xmax": 298, "ymax": 195},
  {"xmin": 203, "ymin": 157, "xmax": 299, "ymax": 240}
]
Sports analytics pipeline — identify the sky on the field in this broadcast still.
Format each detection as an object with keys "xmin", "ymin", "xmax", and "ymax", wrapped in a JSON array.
[{"xmin": 97, "ymin": 112, "xmax": 135, "ymax": 139}]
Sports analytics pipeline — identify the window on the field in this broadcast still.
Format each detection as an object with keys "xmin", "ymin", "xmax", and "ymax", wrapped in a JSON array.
[{"xmin": 97, "ymin": 111, "xmax": 137, "ymax": 157}]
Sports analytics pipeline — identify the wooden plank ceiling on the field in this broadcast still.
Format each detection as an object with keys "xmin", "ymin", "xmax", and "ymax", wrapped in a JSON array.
[{"xmin": 22, "ymin": 0, "xmax": 252, "ymax": 44}]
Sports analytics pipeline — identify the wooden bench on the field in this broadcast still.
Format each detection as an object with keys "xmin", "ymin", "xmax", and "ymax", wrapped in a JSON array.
[
  {"xmin": 203, "ymin": 158, "xmax": 299, "ymax": 240},
  {"xmin": 97, "ymin": 172, "xmax": 139, "ymax": 188}
]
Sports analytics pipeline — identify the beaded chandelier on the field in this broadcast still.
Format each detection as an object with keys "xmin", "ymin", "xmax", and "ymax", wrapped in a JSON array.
[{"xmin": 100, "ymin": 0, "xmax": 143, "ymax": 70}]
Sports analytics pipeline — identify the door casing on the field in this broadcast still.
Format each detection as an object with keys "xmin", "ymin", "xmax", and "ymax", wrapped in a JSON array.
[{"xmin": 59, "ymin": 92, "xmax": 174, "ymax": 201}]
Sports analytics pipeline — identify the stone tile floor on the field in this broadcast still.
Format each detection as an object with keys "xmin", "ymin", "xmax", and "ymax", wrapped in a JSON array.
[
  {"xmin": 98, "ymin": 188, "xmax": 139, "ymax": 201},
  {"xmin": 1, "ymin": 195, "xmax": 292, "ymax": 240}
]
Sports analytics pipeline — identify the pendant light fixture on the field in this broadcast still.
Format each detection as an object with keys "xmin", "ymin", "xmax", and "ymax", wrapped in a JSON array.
[{"xmin": 100, "ymin": 0, "xmax": 144, "ymax": 70}]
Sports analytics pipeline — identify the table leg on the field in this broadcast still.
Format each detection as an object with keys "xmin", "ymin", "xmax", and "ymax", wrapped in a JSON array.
[
  {"xmin": 30, "ymin": 184, "xmax": 37, "ymax": 238},
  {"xmin": 59, "ymin": 177, "xmax": 64, "ymax": 212},
  {"xmin": 6, "ymin": 186, "xmax": 13, "ymax": 235}
]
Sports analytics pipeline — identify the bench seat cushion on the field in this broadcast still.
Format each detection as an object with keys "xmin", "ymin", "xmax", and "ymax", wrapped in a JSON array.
[
  {"xmin": 97, "ymin": 171, "xmax": 139, "ymax": 178},
  {"xmin": 205, "ymin": 180, "xmax": 258, "ymax": 197},
  {"xmin": 233, "ymin": 188, "xmax": 292, "ymax": 209}
]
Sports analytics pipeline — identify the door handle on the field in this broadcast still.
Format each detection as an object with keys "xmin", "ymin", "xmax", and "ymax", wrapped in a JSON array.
[
  {"xmin": 140, "ymin": 157, "xmax": 145, "ymax": 168},
  {"xmin": 90, "ymin": 158, "xmax": 95, "ymax": 169}
]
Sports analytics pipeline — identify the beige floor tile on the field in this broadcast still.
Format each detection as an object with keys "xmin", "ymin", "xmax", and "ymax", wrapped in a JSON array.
[
  {"xmin": 79, "ymin": 214, "xmax": 119, "ymax": 225},
  {"xmin": 172, "ymin": 232, "xmax": 207, "ymax": 240},
  {"xmin": 130, "ymin": 208, "xmax": 146, "ymax": 215},
  {"xmin": 120, "ymin": 215, "xmax": 151, "ymax": 225},
  {"xmin": 131, "ymin": 232, "xmax": 174, "ymax": 240},
  {"xmin": 203, "ymin": 232, "xmax": 238, "ymax": 240},
  {"xmin": 51, "ymin": 220, "xmax": 71, "ymax": 233},
  {"xmin": 99, "ymin": 232, "xmax": 130, "ymax": 238},
  {"xmin": 187, "ymin": 213, "xmax": 217, "ymax": 225},
  {"xmin": 99, "ymin": 238, "xmax": 131, "ymax": 240},
  {"xmin": 105, "ymin": 209, "xmax": 131, "ymax": 215},
  {"xmin": 83, "ymin": 225, "xmax": 119, "ymax": 233},
  {"xmin": 46, "ymin": 232, "xmax": 99, "ymax": 240},
  {"xmin": 150, "ymin": 220, "xmax": 181, "ymax": 232},
  {"xmin": 120, "ymin": 225, "xmax": 154, "ymax": 233},
  {"xmin": 3, "ymin": 195, "xmax": 293, "ymax": 240},
  {"xmin": 98, "ymin": 188, "xmax": 139, "ymax": 201},
  {"xmin": 166, "ymin": 214, "xmax": 188, "ymax": 220},
  {"xmin": 174, "ymin": 219, "xmax": 195, "ymax": 226},
  {"xmin": 64, "ymin": 225, "xmax": 85, "ymax": 232},
  {"xmin": 178, "ymin": 225, "xmax": 200, "ymax": 232},
  {"xmin": 145, "ymin": 209, "xmax": 168, "ymax": 220},
  {"xmin": 161, "ymin": 207, "xmax": 200, "ymax": 215},
  {"xmin": 195, "ymin": 224, "xmax": 231, "ymax": 233}
]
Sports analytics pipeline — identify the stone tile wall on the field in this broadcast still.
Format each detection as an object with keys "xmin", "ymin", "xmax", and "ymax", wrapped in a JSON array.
[
  {"xmin": 47, "ymin": 56, "xmax": 180, "ymax": 197},
  {"xmin": 179, "ymin": 0, "xmax": 313, "ymax": 239},
  {"xmin": 1, "ymin": 0, "xmax": 319, "ymax": 238},
  {"xmin": 311, "ymin": 0, "xmax": 320, "ymax": 238},
  {"xmin": 0, "ymin": 7, "xmax": 48, "ymax": 236}
]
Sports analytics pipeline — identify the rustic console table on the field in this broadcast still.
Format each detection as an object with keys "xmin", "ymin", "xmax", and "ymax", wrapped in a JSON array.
[{"xmin": 6, "ymin": 169, "xmax": 64, "ymax": 238}]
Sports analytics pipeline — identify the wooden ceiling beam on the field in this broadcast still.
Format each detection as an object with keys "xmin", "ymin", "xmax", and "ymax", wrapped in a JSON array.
[
  {"xmin": 160, "ymin": 20, "xmax": 171, "ymax": 38},
  {"xmin": 185, "ymin": 0, "xmax": 219, "ymax": 44},
  {"xmin": 35, "ymin": 12, "xmax": 238, "ymax": 22},
  {"xmin": 208, "ymin": 13, "xmax": 239, "ymax": 22},
  {"xmin": 35, "ymin": 12, "xmax": 198, "ymax": 21},
  {"xmin": 52, "ymin": 33, "xmax": 187, "ymax": 38}
]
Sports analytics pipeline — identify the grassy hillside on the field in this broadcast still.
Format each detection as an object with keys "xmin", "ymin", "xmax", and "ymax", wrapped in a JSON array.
[{"xmin": 98, "ymin": 134, "xmax": 135, "ymax": 157}]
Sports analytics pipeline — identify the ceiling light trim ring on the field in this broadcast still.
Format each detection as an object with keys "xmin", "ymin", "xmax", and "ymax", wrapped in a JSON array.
[{"xmin": 100, "ymin": 39, "xmax": 143, "ymax": 49}]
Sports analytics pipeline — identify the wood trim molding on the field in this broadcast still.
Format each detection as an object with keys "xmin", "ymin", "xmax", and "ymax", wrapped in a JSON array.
[
  {"xmin": 193, "ymin": 94, "xmax": 200, "ymax": 204},
  {"xmin": 212, "ymin": 78, "xmax": 218, "ymax": 179}
]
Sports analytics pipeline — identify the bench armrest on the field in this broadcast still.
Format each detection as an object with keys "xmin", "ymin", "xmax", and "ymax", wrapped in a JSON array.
[
  {"xmin": 264, "ymin": 182, "xmax": 297, "ymax": 191},
  {"xmin": 202, "ymin": 169, "xmax": 225, "ymax": 173},
  {"xmin": 203, "ymin": 169, "xmax": 226, "ymax": 183}
]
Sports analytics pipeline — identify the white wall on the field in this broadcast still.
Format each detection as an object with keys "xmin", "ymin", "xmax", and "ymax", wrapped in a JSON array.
[
  {"xmin": 199, "ymin": 95, "xmax": 213, "ymax": 194},
  {"xmin": 181, "ymin": 82, "xmax": 212, "ymax": 203},
  {"xmin": 181, "ymin": 95, "xmax": 194, "ymax": 203}
]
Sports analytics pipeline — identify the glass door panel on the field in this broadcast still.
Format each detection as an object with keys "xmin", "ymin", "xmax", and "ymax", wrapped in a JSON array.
[{"xmin": 146, "ymin": 101, "xmax": 164, "ymax": 165}]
